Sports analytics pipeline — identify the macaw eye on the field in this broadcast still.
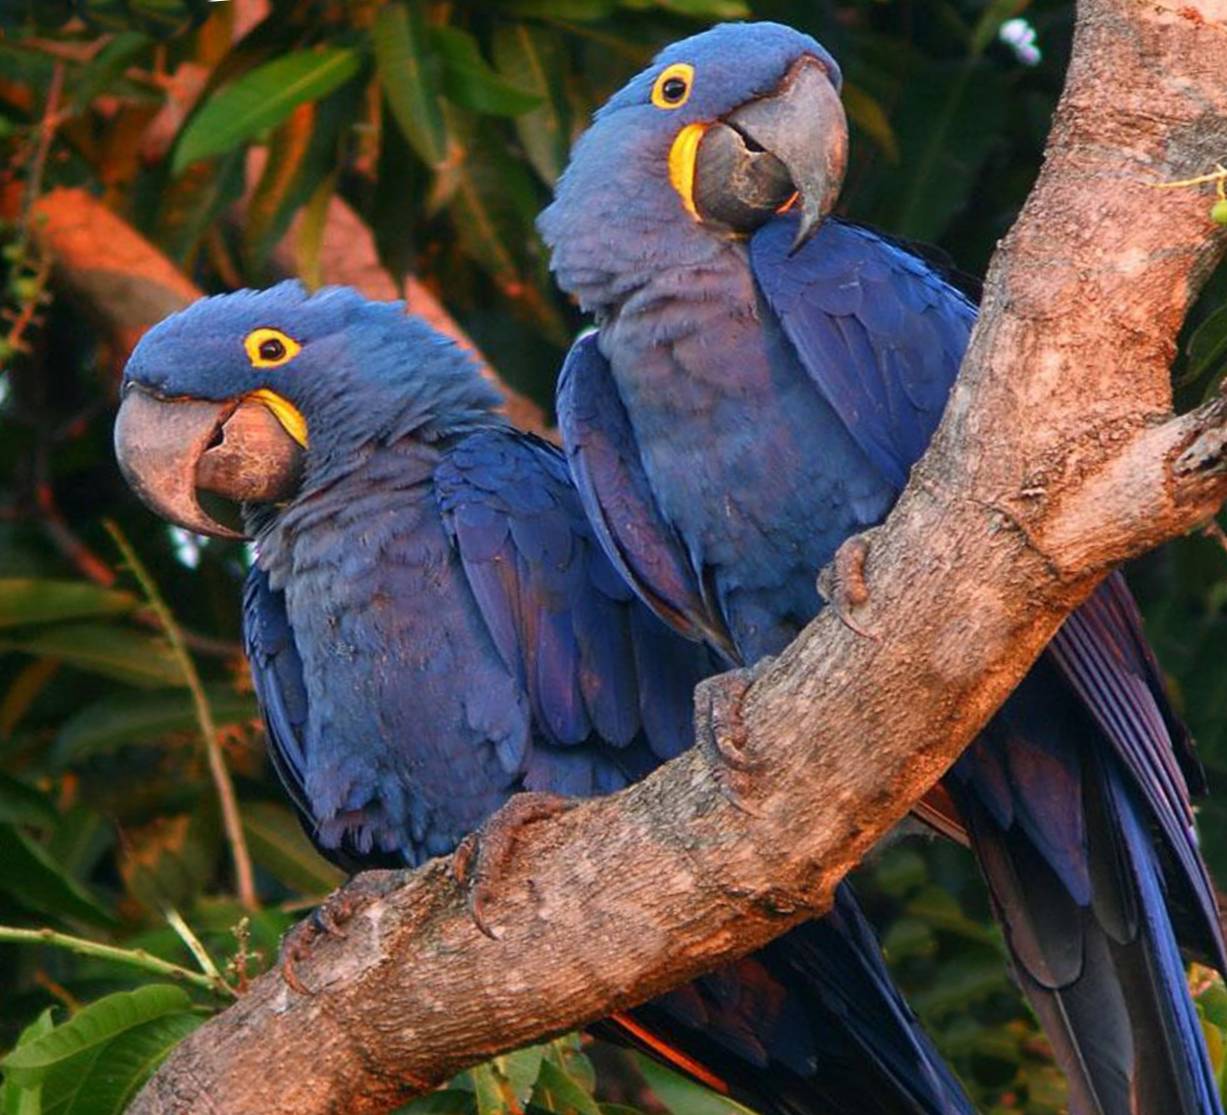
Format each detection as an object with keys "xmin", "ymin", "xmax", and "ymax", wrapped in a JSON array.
[
  {"xmin": 652, "ymin": 63, "xmax": 693, "ymax": 110},
  {"xmin": 244, "ymin": 327, "xmax": 301, "ymax": 369}
]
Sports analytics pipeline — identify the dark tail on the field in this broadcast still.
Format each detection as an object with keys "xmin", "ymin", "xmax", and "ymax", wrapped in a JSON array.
[
  {"xmin": 601, "ymin": 883, "xmax": 975, "ymax": 1115},
  {"xmin": 953, "ymin": 733, "xmax": 1223, "ymax": 1115}
]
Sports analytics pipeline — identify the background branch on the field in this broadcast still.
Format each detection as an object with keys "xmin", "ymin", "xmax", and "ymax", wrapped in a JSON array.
[{"xmin": 123, "ymin": 1, "xmax": 1227, "ymax": 1112}]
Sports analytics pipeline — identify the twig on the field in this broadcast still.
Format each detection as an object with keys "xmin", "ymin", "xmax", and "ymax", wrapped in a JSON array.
[
  {"xmin": 21, "ymin": 61, "xmax": 65, "ymax": 227},
  {"xmin": 165, "ymin": 908, "xmax": 227, "ymax": 986},
  {"xmin": 104, "ymin": 520, "xmax": 259, "ymax": 912},
  {"xmin": 0, "ymin": 924, "xmax": 233, "ymax": 997}
]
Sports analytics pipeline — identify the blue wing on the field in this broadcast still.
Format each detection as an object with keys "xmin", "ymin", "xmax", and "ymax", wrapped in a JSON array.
[
  {"xmin": 752, "ymin": 212, "xmax": 1222, "ymax": 955},
  {"xmin": 242, "ymin": 566, "xmax": 404, "ymax": 871},
  {"xmin": 556, "ymin": 334, "xmax": 738, "ymax": 664},
  {"xmin": 752, "ymin": 212, "xmax": 1225, "ymax": 1109},
  {"xmin": 751, "ymin": 217, "xmax": 975, "ymax": 492},
  {"xmin": 435, "ymin": 427, "xmax": 715, "ymax": 773}
]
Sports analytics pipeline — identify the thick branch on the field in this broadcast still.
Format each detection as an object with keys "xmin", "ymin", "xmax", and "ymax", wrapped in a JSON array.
[{"xmin": 132, "ymin": 3, "xmax": 1227, "ymax": 1113}]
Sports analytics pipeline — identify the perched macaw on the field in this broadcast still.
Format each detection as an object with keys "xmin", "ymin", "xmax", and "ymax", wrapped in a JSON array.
[
  {"xmin": 541, "ymin": 21, "xmax": 1227, "ymax": 1115},
  {"xmin": 112, "ymin": 283, "xmax": 975, "ymax": 1115}
]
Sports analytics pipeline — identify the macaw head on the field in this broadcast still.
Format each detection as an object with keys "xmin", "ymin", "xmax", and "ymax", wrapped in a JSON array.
[
  {"xmin": 539, "ymin": 21, "xmax": 847, "ymax": 285},
  {"xmin": 114, "ymin": 282, "xmax": 500, "ymax": 539}
]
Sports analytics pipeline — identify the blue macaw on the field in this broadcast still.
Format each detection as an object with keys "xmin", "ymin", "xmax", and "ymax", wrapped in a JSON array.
[
  {"xmin": 112, "ymin": 282, "xmax": 975, "ymax": 1115},
  {"xmin": 541, "ymin": 21, "xmax": 1227, "ymax": 1115}
]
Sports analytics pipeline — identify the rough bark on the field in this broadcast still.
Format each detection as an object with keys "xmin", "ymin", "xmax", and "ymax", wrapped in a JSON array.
[{"xmin": 132, "ymin": 2, "xmax": 1227, "ymax": 1113}]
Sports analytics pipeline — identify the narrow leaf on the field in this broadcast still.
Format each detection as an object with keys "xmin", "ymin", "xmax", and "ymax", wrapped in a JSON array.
[
  {"xmin": 842, "ymin": 82, "xmax": 899, "ymax": 163},
  {"xmin": 0, "ymin": 625, "xmax": 184, "ymax": 689},
  {"xmin": 470, "ymin": 1065, "xmax": 507, "ymax": 1115},
  {"xmin": 1183, "ymin": 303, "xmax": 1227, "ymax": 388},
  {"xmin": 635, "ymin": 1057, "xmax": 754, "ymax": 1115},
  {"xmin": 373, "ymin": 1, "xmax": 448, "ymax": 167},
  {"xmin": 0, "ymin": 581, "xmax": 135, "ymax": 629},
  {"xmin": 53, "ymin": 686, "xmax": 257, "ymax": 766},
  {"xmin": 492, "ymin": 25, "xmax": 570, "ymax": 185},
  {"xmin": 393, "ymin": 1090, "xmax": 477, "ymax": 1115},
  {"xmin": 0, "ymin": 774, "xmax": 57, "ymax": 829},
  {"xmin": 431, "ymin": 27, "xmax": 542, "ymax": 117},
  {"xmin": 532, "ymin": 1061, "xmax": 600, "ymax": 1115},
  {"xmin": 1, "ymin": 658, "xmax": 60, "ymax": 740},
  {"xmin": 1, "ymin": 987, "xmax": 189, "ymax": 1086},
  {"xmin": 0, "ymin": 825, "xmax": 116, "ymax": 927},
  {"xmin": 173, "ymin": 47, "xmax": 364, "ymax": 173},
  {"xmin": 241, "ymin": 801, "xmax": 344, "ymax": 896}
]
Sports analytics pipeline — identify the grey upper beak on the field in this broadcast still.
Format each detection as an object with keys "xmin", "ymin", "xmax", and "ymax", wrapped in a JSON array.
[
  {"xmin": 692, "ymin": 54, "xmax": 848, "ymax": 250},
  {"xmin": 114, "ymin": 387, "xmax": 304, "ymax": 541}
]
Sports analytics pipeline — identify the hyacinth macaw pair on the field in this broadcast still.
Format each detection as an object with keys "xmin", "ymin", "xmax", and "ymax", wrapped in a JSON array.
[{"xmin": 112, "ymin": 18, "xmax": 1224, "ymax": 1115}]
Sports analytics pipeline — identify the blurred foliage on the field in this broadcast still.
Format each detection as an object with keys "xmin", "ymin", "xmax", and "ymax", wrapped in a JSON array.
[{"xmin": 0, "ymin": 0, "xmax": 1225, "ymax": 1113}]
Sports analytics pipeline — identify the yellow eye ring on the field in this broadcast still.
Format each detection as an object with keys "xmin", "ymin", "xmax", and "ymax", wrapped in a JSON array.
[
  {"xmin": 651, "ymin": 63, "xmax": 694, "ymax": 110},
  {"xmin": 244, "ymin": 327, "xmax": 301, "ymax": 369}
]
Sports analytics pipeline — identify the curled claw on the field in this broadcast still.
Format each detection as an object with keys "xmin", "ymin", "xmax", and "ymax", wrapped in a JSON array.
[
  {"xmin": 279, "ymin": 869, "xmax": 404, "ymax": 994},
  {"xmin": 697, "ymin": 665, "xmax": 770, "ymax": 814},
  {"xmin": 452, "ymin": 792, "xmax": 577, "ymax": 939},
  {"xmin": 817, "ymin": 534, "xmax": 878, "ymax": 639}
]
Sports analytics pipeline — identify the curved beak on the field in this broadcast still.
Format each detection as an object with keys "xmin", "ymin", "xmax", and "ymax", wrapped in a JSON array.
[
  {"xmin": 114, "ymin": 387, "xmax": 304, "ymax": 541},
  {"xmin": 692, "ymin": 54, "xmax": 848, "ymax": 251}
]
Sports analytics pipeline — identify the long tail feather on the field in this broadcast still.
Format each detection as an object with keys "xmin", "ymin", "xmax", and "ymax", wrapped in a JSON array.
[{"xmin": 601, "ymin": 884, "xmax": 974, "ymax": 1115}]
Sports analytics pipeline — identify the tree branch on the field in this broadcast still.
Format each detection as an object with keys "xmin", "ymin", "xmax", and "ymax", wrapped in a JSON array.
[{"xmin": 131, "ymin": 2, "xmax": 1227, "ymax": 1112}]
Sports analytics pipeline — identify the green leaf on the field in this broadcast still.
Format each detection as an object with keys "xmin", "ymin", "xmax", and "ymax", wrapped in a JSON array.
[
  {"xmin": 619, "ymin": 0, "xmax": 749, "ymax": 16},
  {"xmin": 905, "ymin": 886, "xmax": 1000, "ymax": 945},
  {"xmin": 72, "ymin": 31, "xmax": 152, "ymax": 108},
  {"xmin": 393, "ymin": 1091, "xmax": 477, "ymax": 1115},
  {"xmin": 39, "ymin": 1012, "xmax": 201, "ymax": 1115},
  {"xmin": 173, "ymin": 47, "xmax": 364, "ymax": 174},
  {"xmin": 1182, "ymin": 304, "xmax": 1227, "ymax": 389},
  {"xmin": 494, "ymin": 0, "xmax": 616, "ymax": 18},
  {"xmin": 53, "ymin": 686, "xmax": 257, "ymax": 766},
  {"xmin": 531, "ymin": 1061, "xmax": 600, "ymax": 1115},
  {"xmin": 242, "ymin": 801, "xmax": 345, "ymax": 896},
  {"xmin": 1, "ymin": 987, "xmax": 189, "ymax": 1087},
  {"xmin": 373, "ymin": 1, "xmax": 448, "ymax": 168},
  {"xmin": 0, "ymin": 625, "xmax": 183, "ymax": 689},
  {"xmin": 0, "ymin": 581, "xmax": 136, "ymax": 629},
  {"xmin": 1, "ymin": 658, "xmax": 61, "ymax": 739},
  {"xmin": 492, "ymin": 25, "xmax": 570, "ymax": 185},
  {"xmin": 634, "ymin": 1057, "xmax": 753, "ymax": 1115},
  {"xmin": 2, "ymin": 1010, "xmax": 54, "ymax": 1115},
  {"xmin": 0, "ymin": 774, "xmax": 57, "ymax": 830},
  {"xmin": 843, "ymin": 82, "xmax": 899, "ymax": 163},
  {"xmin": 0, "ymin": 825, "xmax": 116, "ymax": 927},
  {"xmin": 470, "ymin": 1065, "xmax": 507, "ymax": 1115},
  {"xmin": 431, "ymin": 27, "xmax": 542, "ymax": 117},
  {"xmin": 495, "ymin": 1046, "xmax": 547, "ymax": 1107},
  {"xmin": 153, "ymin": 147, "xmax": 247, "ymax": 264},
  {"xmin": 913, "ymin": 951, "xmax": 1011, "ymax": 1017}
]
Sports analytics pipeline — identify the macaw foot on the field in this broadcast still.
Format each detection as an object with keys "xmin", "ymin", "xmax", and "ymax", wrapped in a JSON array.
[
  {"xmin": 817, "ymin": 533, "xmax": 878, "ymax": 639},
  {"xmin": 452, "ymin": 792, "xmax": 578, "ymax": 940},
  {"xmin": 696, "ymin": 662, "xmax": 772, "ymax": 816},
  {"xmin": 280, "ymin": 869, "xmax": 404, "ymax": 994}
]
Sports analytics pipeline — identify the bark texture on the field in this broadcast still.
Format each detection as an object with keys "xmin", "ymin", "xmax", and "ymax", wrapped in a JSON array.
[{"xmin": 132, "ymin": 2, "xmax": 1227, "ymax": 1112}]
